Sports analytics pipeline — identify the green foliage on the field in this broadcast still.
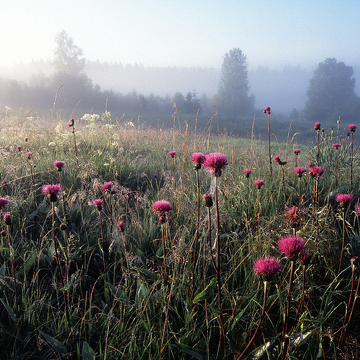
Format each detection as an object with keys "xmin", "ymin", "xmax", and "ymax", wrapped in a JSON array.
[{"xmin": 0, "ymin": 115, "xmax": 359, "ymax": 358}]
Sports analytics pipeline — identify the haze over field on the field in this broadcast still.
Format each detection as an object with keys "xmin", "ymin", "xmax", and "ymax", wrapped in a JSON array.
[{"xmin": 1, "ymin": 1, "xmax": 360, "ymax": 114}]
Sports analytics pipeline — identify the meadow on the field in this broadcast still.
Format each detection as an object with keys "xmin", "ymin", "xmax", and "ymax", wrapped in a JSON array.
[{"xmin": 0, "ymin": 110, "xmax": 359, "ymax": 359}]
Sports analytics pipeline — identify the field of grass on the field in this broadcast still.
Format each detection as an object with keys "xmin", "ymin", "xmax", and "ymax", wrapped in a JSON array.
[{"xmin": 0, "ymin": 111, "xmax": 359, "ymax": 359}]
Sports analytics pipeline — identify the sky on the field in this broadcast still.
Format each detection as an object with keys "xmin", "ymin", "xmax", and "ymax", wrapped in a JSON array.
[{"xmin": 1, "ymin": 0, "xmax": 360, "ymax": 70}]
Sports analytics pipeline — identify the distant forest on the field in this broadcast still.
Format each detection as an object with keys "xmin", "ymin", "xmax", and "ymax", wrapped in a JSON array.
[{"xmin": 1, "ymin": 58, "xmax": 360, "ymax": 119}]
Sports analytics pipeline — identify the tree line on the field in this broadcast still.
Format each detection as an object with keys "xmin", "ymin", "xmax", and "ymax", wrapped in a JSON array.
[{"xmin": 1, "ymin": 30, "xmax": 359, "ymax": 123}]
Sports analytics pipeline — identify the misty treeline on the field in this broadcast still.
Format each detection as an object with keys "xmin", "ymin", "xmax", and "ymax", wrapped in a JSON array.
[{"xmin": 0, "ymin": 31, "xmax": 359, "ymax": 124}]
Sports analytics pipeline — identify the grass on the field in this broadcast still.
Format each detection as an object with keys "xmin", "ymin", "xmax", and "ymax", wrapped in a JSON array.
[{"xmin": 0, "ymin": 112, "xmax": 359, "ymax": 359}]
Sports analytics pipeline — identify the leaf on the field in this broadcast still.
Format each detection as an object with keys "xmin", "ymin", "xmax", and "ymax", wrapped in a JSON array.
[
  {"xmin": 60, "ymin": 283, "xmax": 71, "ymax": 291},
  {"xmin": 174, "ymin": 343, "xmax": 204, "ymax": 359},
  {"xmin": 229, "ymin": 292, "xmax": 257, "ymax": 333},
  {"xmin": 0, "ymin": 298, "xmax": 17, "ymax": 322},
  {"xmin": 39, "ymin": 330, "xmax": 68, "ymax": 355},
  {"xmin": 135, "ymin": 280, "xmax": 150, "ymax": 309},
  {"xmin": 193, "ymin": 278, "xmax": 217, "ymax": 303},
  {"xmin": 82, "ymin": 341, "xmax": 95, "ymax": 360}
]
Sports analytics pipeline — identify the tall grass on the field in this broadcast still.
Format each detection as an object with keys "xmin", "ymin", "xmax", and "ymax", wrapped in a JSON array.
[{"xmin": 0, "ymin": 112, "xmax": 359, "ymax": 359}]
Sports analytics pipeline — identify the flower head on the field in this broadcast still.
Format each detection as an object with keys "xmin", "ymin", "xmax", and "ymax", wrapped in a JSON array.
[
  {"xmin": 102, "ymin": 182, "xmax": 113, "ymax": 192},
  {"xmin": 53, "ymin": 161, "xmax": 65, "ymax": 171},
  {"xmin": 203, "ymin": 193, "xmax": 213, "ymax": 207},
  {"xmin": 294, "ymin": 167, "xmax": 306, "ymax": 178},
  {"xmin": 333, "ymin": 143, "xmax": 340, "ymax": 150},
  {"xmin": 348, "ymin": 124, "xmax": 357, "ymax": 133},
  {"xmin": 151, "ymin": 200, "xmax": 173, "ymax": 214},
  {"xmin": 357, "ymin": 204, "xmax": 360, "ymax": 217},
  {"xmin": 0, "ymin": 198, "xmax": 9, "ymax": 209},
  {"xmin": 285, "ymin": 206, "xmax": 301, "ymax": 228},
  {"xmin": 152, "ymin": 200, "xmax": 173, "ymax": 223},
  {"xmin": 274, "ymin": 155, "xmax": 287, "ymax": 166},
  {"xmin": 314, "ymin": 122, "xmax": 321, "ymax": 131},
  {"xmin": 308, "ymin": 161, "xmax": 315, "ymax": 168},
  {"xmin": 293, "ymin": 149, "xmax": 301, "ymax": 155},
  {"xmin": 26, "ymin": 151, "xmax": 32, "ymax": 159},
  {"xmin": 42, "ymin": 184, "xmax": 62, "ymax": 202},
  {"xmin": 254, "ymin": 179, "xmax": 265, "ymax": 189},
  {"xmin": 67, "ymin": 118, "xmax": 74, "ymax": 128},
  {"xmin": 253, "ymin": 256, "xmax": 281, "ymax": 280},
  {"xmin": 24, "ymin": 137, "xmax": 28, "ymax": 142},
  {"xmin": 16, "ymin": 145, "xmax": 22, "ymax": 152},
  {"xmin": 154, "ymin": 173, "xmax": 158, "ymax": 179},
  {"xmin": 3, "ymin": 212, "xmax": 11, "ymax": 226},
  {"xmin": 204, "ymin": 153, "xmax": 228, "ymax": 177},
  {"xmin": 263, "ymin": 106, "xmax": 271, "ymax": 115},
  {"xmin": 93, "ymin": 198, "xmax": 103, "ymax": 211},
  {"xmin": 243, "ymin": 168, "xmax": 252, "ymax": 178},
  {"xmin": 117, "ymin": 220, "xmax": 125, "ymax": 232},
  {"xmin": 309, "ymin": 166, "xmax": 324, "ymax": 179},
  {"xmin": 168, "ymin": 150, "xmax": 176, "ymax": 158},
  {"xmin": 191, "ymin": 152, "xmax": 206, "ymax": 170},
  {"xmin": 2, "ymin": 180, "xmax": 7, "ymax": 185},
  {"xmin": 336, "ymin": 193, "xmax": 353, "ymax": 208},
  {"xmin": 278, "ymin": 235, "xmax": 306, "ymax": 261}
]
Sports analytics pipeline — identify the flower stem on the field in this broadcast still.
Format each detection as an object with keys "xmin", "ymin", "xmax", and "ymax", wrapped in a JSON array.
[
  {"xmin": 338, "ymin": 209, "xmax": 346, "ymax": 274},
  {"xmin": 192, "ymin": 169, "xmax": 200, "ymax": 299}
]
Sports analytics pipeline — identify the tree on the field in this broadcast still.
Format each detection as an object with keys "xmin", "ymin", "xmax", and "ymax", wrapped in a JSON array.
[
  {"xmin": 217, "ymin": 48, "xmax": 254, "ymax": 115},
  {"xmin": 304, "ymin": 58, "xmax": 360, "ymax": 122},
  {"xmin": 54, "ymin": 30, "xmax": 85, "ymax": 74}
]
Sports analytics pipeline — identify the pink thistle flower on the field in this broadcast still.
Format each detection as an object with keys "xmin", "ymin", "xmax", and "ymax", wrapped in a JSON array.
[
  {"xmin": 3, "ymin": 212, "xmax": 11, "ymax": 226},
  {"xmin": 67, "ymin": 118, "xmax": 74, "ymax": 128},
  {"xmin": 151, "ymin": 200, "xmax": 173, "ymax": 214},
  {"xmin": 308, "ymin": 161, "xmax": 315, "ymax": 168},
  {"xmin": 42, "ymin": 184, "xmax": 62, "ymax": 202},
  {"xmin": 117, "ymin": 220, "xmax": 125, "ymax": 232},
  {"xmin": 154, "ymin": 173, "xmax": 158, "ymax": 179},
  {"xmin": 333, "ymin": 143, "xmax": 340, "ymax": 150},
  {"xmin": 357, "ymin": 205, "xmax": 360, "ymax": 216},
  {"xmin": 348, "ymin": 124, "xmax": 357, "ymax": 133},
  {"xmin": 53, "ymin": 161, "xmax": 65, "ymax": 171},
  {"xmin": 263, "ymin": 106, "xmax": 271, "ymax": 114},
  {"xmin": 254, "ymin": 179, "xmax": 265, "ymax": 189},
  {"xmin": 26, "ymin": 151, "xmax": 32, "ymax": 159},
  {"xmin": 203, "ymin": 193, "xmax": 213, "ymax": 207},
  {"xmin": 285, "ymin": 206, "xmax": 301, "ymax": 228},
  {"xmin": 336, "ymin": 193, "xmax": 353, "ymax": 208},
  {"xmin": 351, "ymin": 256, "xmax": 359, "ymax": 265},
  {"xmin": 293, "ymin": 149, "xmax": 301, "ymax": 155},
  {"xmin": 278, "ymin": 235, "xmax": 306, "ymax": 261},
  {"xmin": 0, "ymin": 230, "xmax": 5, "ymax": 237},
  {"xmin": 314, "ymin": 122, "xmax": 321, "ymax": 131},
  {"xmin": 204, "ymin": 152, "xmax": 228, "ymax": 177},
  {"xmin": 253, "ymin": 256, "xmax": 281, "ymax": 280},
  {"xmin": 93, "ymin": 198, "xmax": 103, "ymax": 211},
  {"xmin": 0, "ymin": 197, "xmax": 10, "ymax": 209},
  {"xmin": 16, "ymin": 145, "xmax": 22, "ymax": 151},
  {"xmin": 294, "ymin": 167, "xmax": 306, "ymax": 177},
  {"xmin": 243, "ymin": 168, "xmax": 252, "ymax": 178},
  {"xmin": 168, "ymin": 150, "xmax": 176, "ymax": 158},
  {"xmin": 2, "ymin": 180, "xmax": 7, "ymax": 185},
  {"xmin": 191, "ymin": 152, "xmax": 206, "ymax": 170},
  {"xmin": 309, "ymin": 166, "xmax": 324, "ymax": 179},
  {"xmin": 102, "ymin": 182, "xmax": 113, "ymax": 192},
  {"xmin": 274, "ymin": 155, "xmax": 286, "ymax": 166}
]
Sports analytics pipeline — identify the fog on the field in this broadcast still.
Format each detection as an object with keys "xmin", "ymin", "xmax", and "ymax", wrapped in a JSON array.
[{"xmin": 1, "ymin": 59, "xmax": 360, "ymax": 116}]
